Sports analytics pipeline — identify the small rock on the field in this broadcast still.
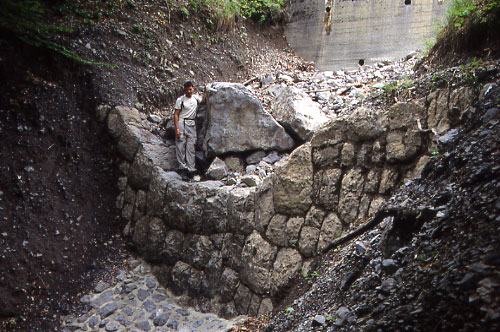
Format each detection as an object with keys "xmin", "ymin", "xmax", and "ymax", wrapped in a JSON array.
[
  {"xmin": 99, "ymin": 319, "xmax": 108, "ymax": 328},
  {"xmin": 206, "ymin": 157, "xmax": 229, "ymax": 180},
  {"xmin": 80, "ymin": 295, "xmax": 91, "ymax": 303},
  {"xmin": 262, "ymin": 151, "xmax": 280, "ymax": 164},
  {"xmin": 98, "ymin": 302, "xmax": 118, "ymax": 318},
  {"xmin": 176, "ymin": 308, "xmax": 190, "ymax": 316},
  {"xmin": 105, "ymin": 322, "xmax": 119, "ymax": 332},
  {"xmin": 122, "ymin": 307, "xmax": 134, "ymax": 316},
  {"xmin": 240, "ymin": 175, "xmax": 259, "ymax": 187},
  {"xmin": 91, "ymin": 290, "xmax": 113, "ymax": 308},
  {"xmin": 335, "ymin": 307, "xmax": 352, "ymax": 326},
  {"xmin": 481, "ymin": 108, "xmax": 500, "ymax": 123},
  {"xmin": 94, "ymin": 281, "xmax": 110, "ymax": 293},
  {"xmin": 355, "ymin": 241, "xmax": 367, "ymax": 255},
  {"xmin": 438, "ymin": 129, "xmax": 459, "ymax": 144},
  {"xmin": 377, "ymin": 278, "xmax": 396, "ymax": 294},
  {"xmin": 246, "ymin": 150, "xmax": 266, "ymax": 164},
  {"xmin": 77, "ymin": 314, "xmax": 89, "ymax": 323},
  {"xmin": 167, "ymin": 320, "xmax": 179, "ymax": 329},
  {"xmin": 245, "ymin": 165, "xmax": 257, "ymax": 174},
  {"xmin": 88, "ymin": 315, "xmax": 99, "ymax": 328},
  {"xmin": 115, "ymin": 314, "xmax": 132, "ymax": 327},
  {"xmin": 381, "ymin": 259, "xmax": 398, "ymax": 274},
  {"xmin": 312, "ymin": 314, "xmax": 326, "ymax": 326},
  {"xmin": 154, "ymin": 313, "xmax": 170, "ymax": 326},
  {"xmin": 152, "ymin": 293, "xmax": 167, "ymax": 302},
  {"xmin": 146, "ymin": 278, "xmax": 157, "ymax": 289},
  {"xmin": 137, "ymin": 288, "xmax": 151, "ymax": 301},
  {"xmin": 144, "ymin": 300, "xmax": 156, "ymax": 312},
  {"xmin": 135, "ymin": 320, "xmax": 151, "ymax": 331},
  {"xmin": 148, "ymin": 114, "xmax": 162, "ymax": 123},
  {"xmin": 124, "ymin": 283, "xmax": 138, "ymax": 294}
]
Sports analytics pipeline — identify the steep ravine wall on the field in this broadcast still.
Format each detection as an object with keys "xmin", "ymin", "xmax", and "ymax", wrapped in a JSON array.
[
  {"xmin": 98, "ymin": 84, "xmax": 475, "ymax": 318},
  {"xmin": 285, "ymin": 0, "xmax": 448, "ymax": 70}
]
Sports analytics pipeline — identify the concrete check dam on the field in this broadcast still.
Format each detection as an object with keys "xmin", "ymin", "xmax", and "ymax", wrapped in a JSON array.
[{"xmin": 285, "ymin": 0, "xmax": 448, "ymax": 70}]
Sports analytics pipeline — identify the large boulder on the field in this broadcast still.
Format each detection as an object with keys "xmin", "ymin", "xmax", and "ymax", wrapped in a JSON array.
[
  {"xmin": 271, "ymin": 86, "xmax": 330, "ymax": 141},
  {"xmin": 202, "ymin": 83, "xmax": 295, "ymax": 157}
]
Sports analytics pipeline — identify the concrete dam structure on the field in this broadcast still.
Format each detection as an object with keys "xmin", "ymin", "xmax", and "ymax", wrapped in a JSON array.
[{"xmin": 285, "ymin": 0, "xmax": 448, "ymax": 70}]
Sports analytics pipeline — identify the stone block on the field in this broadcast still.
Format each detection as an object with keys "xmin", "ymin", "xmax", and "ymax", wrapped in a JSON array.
[
  {"xmin": 317, "ymin": 212, "xmax": 343, "ymax": 252},
  {"xmin": 298, "ymin": 226, "xmax": 320, "ymax": 257},
  {"xmin": 305, "ymin": 205, "xmax": 326, "ymax": 228},
  {"xmin": 266, "ymin": 214, "xmax": 289, "ymax": 247},
  {"xmin": 273, "ymin": 143, "xmax": 313, "ymax": 216},
  {"xmin": 270, "ymin": 248, "xmax": 303, "ymax": 296},
  {"xmin": 286, "ymin": 216, "xmax": 304, "ymax": 247},
  {"xmin": 313, "ymin": 168, "xmax": 342, "ymax": 209},
  {"xmin": 254, "ymin": 176, "xmax": 275, "ymax": 233}
]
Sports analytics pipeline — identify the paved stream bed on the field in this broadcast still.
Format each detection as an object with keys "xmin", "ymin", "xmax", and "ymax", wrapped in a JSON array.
[{"xmin": 61, "ymin": 257, "xmax": 242, "ymax": 332}]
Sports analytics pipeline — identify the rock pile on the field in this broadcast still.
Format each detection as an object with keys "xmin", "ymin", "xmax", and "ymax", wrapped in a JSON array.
[{"xmin": 248, "ymin": 54, "xmax": 419, "ymax": 118}]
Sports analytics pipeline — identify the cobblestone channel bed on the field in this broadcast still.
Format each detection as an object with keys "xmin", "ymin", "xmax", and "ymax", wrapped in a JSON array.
[{"xmin": 61, "ymin": 257, "xmax": 242, "ymax": 332}]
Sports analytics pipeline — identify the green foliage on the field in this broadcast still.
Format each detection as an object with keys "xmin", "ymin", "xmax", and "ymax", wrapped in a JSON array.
[
  {"xmin": 183, "ymin": 0, "xmax": 284, "ymax": 28},
  {"xmin": 459, "ymin": 57, "xmax": 483, "ymax": 87},
  {"xmin": 0, "ymin": 0, "xmax": 114, "ymax": 66},
  {"xmin": 301, "ymin": 266, "xmax": 320, "ymax": 284},
  {"xmin": 382, "ymin": 78, "xmax": 414, "ymax": 95},
  {"xmin": 238, "ymin": 0, "xmax": 284, "ymax": 23},
  {"xmin": 444, "ymin": 0, "xmax": 500, "ymax": 28},
  {"xmin": 285, "ymin": 307, "xmax": 295, "ymax": 313}
]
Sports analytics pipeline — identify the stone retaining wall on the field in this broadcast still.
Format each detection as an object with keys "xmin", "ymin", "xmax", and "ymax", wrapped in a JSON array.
[{"xmin": 99, "ymin": 84, "xmax": 476, "ymax": 318}]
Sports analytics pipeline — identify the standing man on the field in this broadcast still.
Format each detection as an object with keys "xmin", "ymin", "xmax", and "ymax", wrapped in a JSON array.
[{"xmin": 174, "ymin": 81, "xmax": 205, "ymax": 180}]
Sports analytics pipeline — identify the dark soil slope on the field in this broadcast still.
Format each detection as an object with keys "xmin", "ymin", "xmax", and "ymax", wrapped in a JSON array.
[{"xmin": 0, "ymin": 41, "xmax": 126, "ymax": 331}]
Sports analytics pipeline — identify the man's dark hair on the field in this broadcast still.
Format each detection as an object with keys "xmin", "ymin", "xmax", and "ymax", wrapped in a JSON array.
[{"xmin": 184, "ymin": 81, "xmax": 194, "ymax": 88}]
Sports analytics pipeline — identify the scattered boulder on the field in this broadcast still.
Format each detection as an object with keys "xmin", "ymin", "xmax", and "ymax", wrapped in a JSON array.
[{"xmin": 271, "ymin": 86, "xmax": 330, "ymax": 141}]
